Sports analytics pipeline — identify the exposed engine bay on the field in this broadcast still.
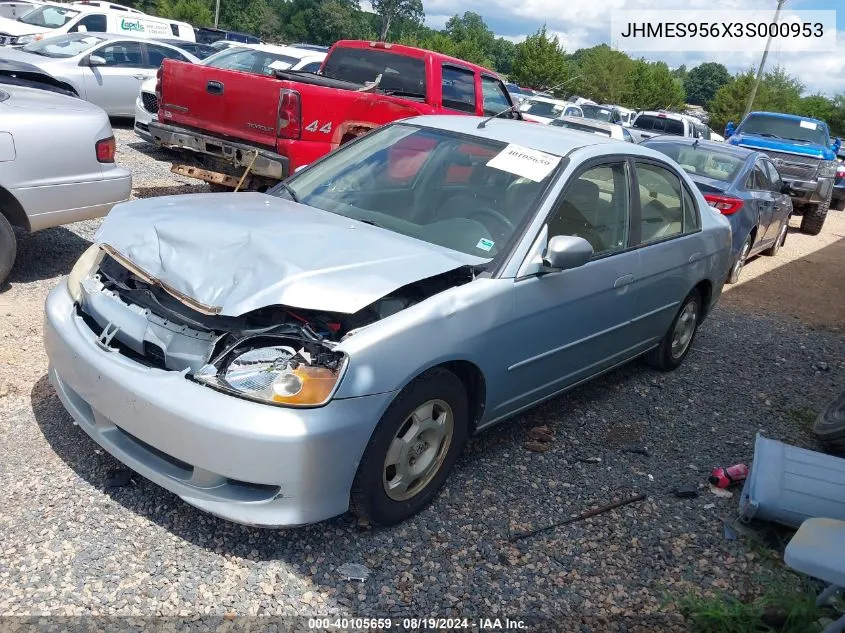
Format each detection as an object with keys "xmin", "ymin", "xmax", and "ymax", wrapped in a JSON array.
[{"xmin": 77, "ymin": 252, "xmax": 477, "ymax": 386}]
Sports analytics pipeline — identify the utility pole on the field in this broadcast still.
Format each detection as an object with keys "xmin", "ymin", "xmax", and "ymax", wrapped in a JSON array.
[
  {"xmin": 214, "ymin": 0, "xmax": 220, "ymax": 28},
  {"xmin": 743, "ymin": 0, "xmax": 786, "ymax": 119}
]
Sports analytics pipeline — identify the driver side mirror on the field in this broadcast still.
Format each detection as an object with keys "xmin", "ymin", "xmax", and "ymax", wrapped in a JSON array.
[
  {"xmin": 541, "ymin": 235, "xmax": 593, "ymax": 272},
  {"xmin": 781, "ymin": 182, "xmax": 793, "ymax": 195},
  {"xmin": 87, "ymin": 54, "xmax": 107, "ymax": 67},
  {"xmin": 725, "ymin": 121, "xmax": 735, "ymax": 137},
  {"xmin": 832, "ymin": 137, "xmax": 841, "ymax": 153}
]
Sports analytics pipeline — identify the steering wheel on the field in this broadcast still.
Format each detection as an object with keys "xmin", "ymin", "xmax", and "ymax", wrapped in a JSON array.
[{"xmin": 467, "ymin": 207, "xmax": 516, "ymax": 244}]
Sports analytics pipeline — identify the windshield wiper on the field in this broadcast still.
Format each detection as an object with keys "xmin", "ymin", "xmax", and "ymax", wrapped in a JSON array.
[
  {"xmin": 277, "ymin": 182, "xmax": 299, "ymax": 203},
  {"xmin": 756, "ymin": 132, "xmax": 783, "ymax": 139},
  {"xmin": 355, "ymin": 218, "xmax": 382, "ymax": 228},
  {"xmin": 782, "ymin": 137, "xmax": 811, "ymax": 143}
]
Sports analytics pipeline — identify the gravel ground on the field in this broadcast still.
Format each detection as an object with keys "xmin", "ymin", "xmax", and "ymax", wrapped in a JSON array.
[{"xmin": 1, "ymin": 124, "xmax": 844, "ymax": 630}]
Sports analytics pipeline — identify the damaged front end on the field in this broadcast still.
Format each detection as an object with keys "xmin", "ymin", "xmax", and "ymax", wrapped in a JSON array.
[{"xmin": 68, "ymin": 244, "xmax": 476, "ymax": 407}]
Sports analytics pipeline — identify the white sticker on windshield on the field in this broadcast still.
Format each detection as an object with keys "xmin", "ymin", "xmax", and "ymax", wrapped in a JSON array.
[
  {"xmin": 486, "ymin": 144, "xmax": 561, "ymax": 182},
  {"xmin": 268, "ymin": 60, "xmax": 292, "ymax": 70},
  {"xmin": 800, "ymin": 120, "xmax": 818, "ymax": 130},
  {"xmin": 476, "ymin": 238, "xmax": 495, "ymax": 251}
]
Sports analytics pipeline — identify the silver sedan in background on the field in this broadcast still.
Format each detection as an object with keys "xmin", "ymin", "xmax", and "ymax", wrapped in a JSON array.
[
  {"xmin": 45, "ymin": 116, "xmax": 731, "ymax": 528},
  {"xmin": 0, "ymin": 32, "xmax": 198, "ymax": 115},
  {"xmin": 0, "ymin": 83, "xmax": 131, "ymax": 284}
]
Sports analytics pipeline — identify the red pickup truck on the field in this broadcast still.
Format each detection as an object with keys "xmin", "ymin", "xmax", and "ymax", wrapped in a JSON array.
[{"xmin": 148, "ymin": 40, "xmax": 523, "ymax": 190}]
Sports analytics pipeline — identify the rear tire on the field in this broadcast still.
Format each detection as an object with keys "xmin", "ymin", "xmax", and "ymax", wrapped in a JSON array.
[
  {"xmin": 814, "ymin": 391, "xmax": 845, "ymax": 455},
  {"xmin": 763, "ymin": 221, "xmax": 788, "ymax": 256},
  {"xmin": 727, "ymin": 236, "xmax": 751, "ymax": 284},
  {"xmin": 350, "ymin": 368, "xmax": 469, "ymax": 526},
  {"xmin": 800, "ymin": 194, "xmax": 830, "ymax": 235},
  {"xmin": 0, "ymin": 213, "xmax": 16, "ymax": 286},
  {"xmin": 645, "ymin": 288, "xmax": 702, "ymax": 372}
]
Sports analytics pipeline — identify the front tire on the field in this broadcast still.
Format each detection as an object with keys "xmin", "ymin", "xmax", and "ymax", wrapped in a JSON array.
[
  {"xmin": 727, "ymin": 236, "xmax": 751, "ymax": 284},
  {"xmin": 763, "ymin": 221, "xmax": 788, "ymax": 256},
  {"xmin": 646, "ymin": 288, "xmax": 702, "ymax": 372},
  {"xmin": 800, "ymin": 194, "xmax": 830, "ymax": 235},
  {"xmin": 0, "ymin": 213, "xmax": 16, "ymax": 286},
  {"xmin": 814, "ymin": 391, "xmax": 845, "ymax": 455},
  {"xmin": 350, "ymin": 368, "xmax": 469, "ymax": 526}
]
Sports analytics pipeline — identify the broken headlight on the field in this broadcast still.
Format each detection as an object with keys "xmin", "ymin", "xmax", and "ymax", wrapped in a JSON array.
[
  {"xmin": 67, "ymin": 244, "xmax": 105, "ymax": 303},
  {"xmin": 193, "ymin": 341, "xmax": 346, "ymax": 407}
]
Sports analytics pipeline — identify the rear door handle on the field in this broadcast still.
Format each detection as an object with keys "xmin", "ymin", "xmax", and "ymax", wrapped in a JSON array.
[
  {"xmin": 614, "ymin": 274, "xmax": 634, "ymax": 288},
  {"xmin": 133, "ymin": 74, "xmax": 148, "ymax": 80},
  {"xmin": 206, "ymin": 80, "xmax": 224, "ymax": 95},
  {"xmin": 689, "ymin": 252, "xmax": 703, "ymax": 263}
]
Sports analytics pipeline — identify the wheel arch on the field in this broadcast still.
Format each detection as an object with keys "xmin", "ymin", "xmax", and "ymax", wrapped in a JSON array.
[{"xmin": 0, "ymin": 186, "xmax": 30, "ymax": 232}]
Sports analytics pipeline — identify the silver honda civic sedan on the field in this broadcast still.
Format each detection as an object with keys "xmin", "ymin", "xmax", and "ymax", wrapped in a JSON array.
[{"xmin": 44, "ymin": 115, "xmax": 732, "ymax": 527}]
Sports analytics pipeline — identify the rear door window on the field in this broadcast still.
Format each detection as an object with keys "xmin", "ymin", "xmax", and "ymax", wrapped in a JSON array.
[
  {"xmin": 442, "ymin": 65, "xmax": 476, "ymax": 113},
  {"xmin": 69, "ymin": 13, "xmax": 107, "ymax": 32},
  {"xmin": 321, "ymin": 47, "xmax": 426, "ymax": 98},
  {"xmin": 144, "ymin": 43, "xmax": 190, "ymax": 67}
]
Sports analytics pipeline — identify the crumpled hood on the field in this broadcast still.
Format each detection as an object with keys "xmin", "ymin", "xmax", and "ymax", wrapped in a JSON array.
[
  {"xmin": 0, "ymin": 17, "xmax": 47, "ymax": 36},
  {"xmin": 94, "ymin": 193, "xmax": 480, "ymax": 316},
  {"xmin": 729, "ymin": 134, "xmax": 834, "ymax": 160}
]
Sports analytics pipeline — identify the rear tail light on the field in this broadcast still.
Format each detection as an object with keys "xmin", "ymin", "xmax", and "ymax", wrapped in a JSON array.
[
  {"xmin": 277, "ymin": 88, "xmax": 301, "ymax": 139},
  {"xmin": 836, "ymin": 164, "xmax": 845, "ymax": 177},
  {"xmin": 95, "ymin": 136, "xmax": 116, "ymax": 163},
  {"xmin": 703, "ymin": 193, "xmax": 743, "ymax": 215}
]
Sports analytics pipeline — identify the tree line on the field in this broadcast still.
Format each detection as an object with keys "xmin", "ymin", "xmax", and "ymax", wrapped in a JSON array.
[{"xmin": 138, "ymin": 0, "xmax": 845, "ymax": 138}]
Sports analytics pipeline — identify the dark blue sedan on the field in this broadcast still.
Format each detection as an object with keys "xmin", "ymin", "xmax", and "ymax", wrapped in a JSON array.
[{"xmin": 642, "ymin": 137, "xmax": 793, "ymax": 283}]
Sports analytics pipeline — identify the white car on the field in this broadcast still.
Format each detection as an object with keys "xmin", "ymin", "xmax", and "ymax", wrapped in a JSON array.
[
  {"xmin": 134, "ymin": 44, "xmax": 326, "ymax": 142},
  {"xmin": 519, "ymin": 96, "xmax": 582, "ymax": 124},
  {"xmin": 0, "ymin": 83, "xmax": 131, "ymax": 284},
  {"xmin": 1, "ymin": 32, "xmax": 199, "ymax": 115},
  {"xmin": 0, "ymin": 1, "xmax": 194, "ymax": 46},
  {"xmin": 549, "ymin": 116, "xmax": 635, "ymax": 142}
]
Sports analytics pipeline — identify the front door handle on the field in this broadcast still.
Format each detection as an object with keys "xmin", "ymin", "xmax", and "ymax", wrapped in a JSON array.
[
  {"xmin": 614, "ymin": 274, "xmax": 634, "ymax": 288},
  {"xmin": 133, "ymin": 74, "xmax": 148, "ymax": 80},
  {"xmin": 206, "ymin": 80, "xmax": 224, "ymax": 95}
]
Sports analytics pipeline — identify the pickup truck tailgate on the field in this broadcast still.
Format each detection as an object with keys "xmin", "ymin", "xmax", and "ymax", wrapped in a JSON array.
[{"xmin": 158, "ymin": 60, "xmax": 280, "ymax": 148}]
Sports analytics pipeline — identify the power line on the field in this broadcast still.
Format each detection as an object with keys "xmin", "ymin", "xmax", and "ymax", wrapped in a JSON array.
[{"xmin": 743, "ymin": 0, "xmax": 787, "ymax": 118}]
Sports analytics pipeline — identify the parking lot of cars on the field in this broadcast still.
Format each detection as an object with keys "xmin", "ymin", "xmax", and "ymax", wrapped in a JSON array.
[
  {"xmin": 1, "ymin": 119, "xmax": 843, "ymax": 622},
  {"xmin": 1, "ymin": 17, "xmax": 845, "ymax": 624}
]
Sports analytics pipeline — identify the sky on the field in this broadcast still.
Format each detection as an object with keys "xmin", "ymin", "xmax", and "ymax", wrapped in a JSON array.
[{"xmin": 419, "ymin": 0, "xmax": 844, "ymax": 97}]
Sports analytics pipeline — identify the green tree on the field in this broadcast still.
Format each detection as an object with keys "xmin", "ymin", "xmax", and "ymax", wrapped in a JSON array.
[
  {"xmin": 761, "ymin": 65, "xmax": 804, "ymax": 113},
  {"xmin": 490, "ymin": 37, "xmax": 516, "ymax": 75},
  {"xmin": 708, "ymin": 70, "xmax": 754, "ymax": 134},
  {"xmin": 157, "ymin": 0, "xmax": 213, "ymax": 26},
  {"xmin": 797, "ymin": 94, "xmax": 836, "ymax": 125},
  {"xmin": 683, "ymin": 62, "xmax": 731, "ymax": 107},
  {"xmin": 621, "ymin": 59, "xmax": 685, "ymax": 110},
  {"xmin": 508, "ymin": 25, "xmax": 570, "ymax": 92},
  {"xmin": 444, "ymin": 11, "xmax": 495, "ymax": 53},
  {"xmin": 571, "ymin": 44, "xmax": 634, "ymax": 103},
  {"xmin": 371, "ymin": 0, "xmax": 423, "ymax": 42}
]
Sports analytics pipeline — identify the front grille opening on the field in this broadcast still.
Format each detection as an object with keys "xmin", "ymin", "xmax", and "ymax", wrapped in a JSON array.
[
  {"xmin": 225, "ymin": 479, "xmax": 279, "ymax": 495},
  {"xmin": 141, "ymin": 92, "xmax": 158, "ymax": 113},
  {"xmin": 75, "ymin": 304, "xmax": 168, "ymax": 370},
  {"xmin": 117, "ymin": 426, "xmax": 193, "ymax": 474}
]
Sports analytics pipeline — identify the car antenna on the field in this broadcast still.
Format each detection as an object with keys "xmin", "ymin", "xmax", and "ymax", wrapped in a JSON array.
[{"xmin": 477, "ymin": 74, "xmax": 583, "ymax": 129}]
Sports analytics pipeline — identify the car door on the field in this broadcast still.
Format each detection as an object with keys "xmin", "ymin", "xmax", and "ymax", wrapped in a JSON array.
[
  {"xmin": 495, "ymin": 160, "xmax": 644, "ymax": 417},
  {"xmin": 761, "ymin": 157, "xmax": 791, "ymax": 241},
  {"xmin": 746, "ymin": 160, "xmax": 776, "ymax": 247},
  {"xmin": 82, "ymin": 40, "xmax": 145, "ymax": 116},
  {"xmin": 630, "ymin": 159, "xmax": 706, "ymax": 344}
]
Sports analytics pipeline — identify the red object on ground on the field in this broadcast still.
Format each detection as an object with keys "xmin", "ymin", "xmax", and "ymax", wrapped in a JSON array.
[{"xmin": 709, "ymin": 463, "xmax": 750, "ymax": 488}]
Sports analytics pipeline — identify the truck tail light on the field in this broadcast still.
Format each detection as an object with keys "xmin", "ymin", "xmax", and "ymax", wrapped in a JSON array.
[
  {"xmin": 703, "ymin": 193, "xmax": 743, "ymax": 215},
  {"xmin": 95, "ymin": 136, "xmax": 116, "ymax": 163},
  {"xmin": 277, "ymin": 88, "xmax": 301, "ymax": 139},
  {"xmin": 836, "ymin": 164, "xmax": 845, "ymax": 178}
]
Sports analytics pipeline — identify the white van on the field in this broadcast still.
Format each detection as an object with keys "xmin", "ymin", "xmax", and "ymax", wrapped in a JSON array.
[{"xmin": 0, "ymin": 2, "xmax": 195, "ymax": 46}]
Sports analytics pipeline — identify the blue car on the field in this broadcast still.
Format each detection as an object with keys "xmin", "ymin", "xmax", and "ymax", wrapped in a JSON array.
[
  {"xmin": 643, "ymin": 137, "xmax": 793, "ymax": 283},
  {"xmin": 833, "ymin": 149, "xmax": 845, "ymax": 211}
]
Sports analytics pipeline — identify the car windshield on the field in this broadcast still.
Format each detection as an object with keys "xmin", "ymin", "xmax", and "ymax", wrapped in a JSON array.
[
  {"xmin": 581, "ymin": 104, "xmax": 614, "ymax": 122},
  {"xmin": 18, "ymin": 5, "xmax": 79, "ymax": 27},
  {"xmin": 520, "ymin": 99, "xmax": 564, "ymax": 118},
  {"xmin": 647, "ymin": 142, "xmax": 745, "ymax": 183},
  {"xmin": 201, "ymin": 48, "xmax": 300, "ymax": 75},
  {"xmin": 738, "ymin": 114, "xmax": 828, "ymax": 146},
  {"xmin": 274, "ymin": 123, "xmax": 561, "ymax": 259},
  {"xmin": 22, "ymin": 33, "xmax": 105, "ymax": 57},
  {"xmin": 633, "ymin": 114, "xmax": 685, "ymax": 135}
]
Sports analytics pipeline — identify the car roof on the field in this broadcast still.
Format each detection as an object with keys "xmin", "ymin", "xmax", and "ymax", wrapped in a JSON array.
[
  {"xmin": 525, "ymin": 95, "xmax": 568, "ymax": 105},
  {"xmin": 638, "ymin": 110, "xmax": 688, "ymax": 121},
  {"xmin": 218, "ymin": 42, "xmax": 325, "ymax": 59},
  {"xmin": 556, "ymin": 116, "xmax": 617, "ymax": 131},
  {"xmin": 643, "ymin": 136, "xmax": 759, "ymax": 158},
  {"xmin": 405, "ymin": 115, "xmax": 635, "ymax": 156}
]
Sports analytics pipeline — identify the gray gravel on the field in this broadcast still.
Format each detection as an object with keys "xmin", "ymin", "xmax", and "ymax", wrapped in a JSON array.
[{"xmin": 0, "ymin": 123, "xmax": 844, "ymax": 628}]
